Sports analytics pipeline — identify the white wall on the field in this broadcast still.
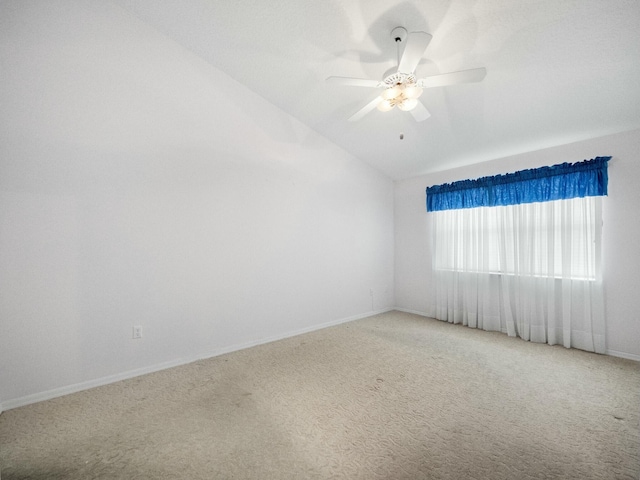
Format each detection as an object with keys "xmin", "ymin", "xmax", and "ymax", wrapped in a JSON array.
[
  {"xmin": 0, "ymin": 2, "xmax": 395, "ymax": 409},
  {"xmin": 395, "ymin": 128, "xmax": 640, "ymax": 360}
]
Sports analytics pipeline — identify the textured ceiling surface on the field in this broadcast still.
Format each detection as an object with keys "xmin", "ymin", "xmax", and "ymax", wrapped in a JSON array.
[{"xmin": 115, "ymin": 0, "xmax": 640, "ymax": 179}]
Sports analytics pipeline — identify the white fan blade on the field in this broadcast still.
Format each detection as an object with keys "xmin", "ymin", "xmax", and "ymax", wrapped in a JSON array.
[
  {"xmin": 417, "ymin": 67, "xmax": 487, "ymax": 88},
  {"xmin": 398, "ymin": 32, "xmax": 432, "ymax": 74},
  {"xmin": 410, "ymin": 100, "xmax": 431, "ymax": 122},
  {"xmin": 326, "ymin": 76, "xmax": 382, "ymax": 88},
  {"xmin": 348, "ymin": 96, "xmax": 383, "ymax": 122}
]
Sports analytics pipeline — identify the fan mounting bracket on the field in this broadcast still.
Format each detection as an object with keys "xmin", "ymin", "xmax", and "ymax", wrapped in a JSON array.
[{"xmin": 390, "ymin": 26, "xmax": 407, "ymax": 44}]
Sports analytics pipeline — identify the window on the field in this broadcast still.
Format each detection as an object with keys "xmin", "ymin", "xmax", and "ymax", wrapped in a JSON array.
[
  {"xmin": 425, "ymin": 157, "xmax": 609, "ymax": 353},
  {"xmin": 432, "ymin": 196, "xmax": 601, "ymax": 280}
]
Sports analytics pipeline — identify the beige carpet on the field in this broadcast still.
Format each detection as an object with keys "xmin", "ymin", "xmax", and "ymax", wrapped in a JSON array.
[{"xmin": 1, "ymin": 311, "xmax": 639, "ymax": 479}]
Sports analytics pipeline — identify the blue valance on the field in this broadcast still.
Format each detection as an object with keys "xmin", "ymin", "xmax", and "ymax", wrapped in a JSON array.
[{"xmin": 426, "ymin": 156, "xmax": 611, "ymax": 212}]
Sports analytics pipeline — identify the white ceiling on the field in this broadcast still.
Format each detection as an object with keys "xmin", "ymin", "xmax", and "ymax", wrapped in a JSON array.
[{"xmin": 114, "ymin": 0, "xmax": 640, "ymax": 180}]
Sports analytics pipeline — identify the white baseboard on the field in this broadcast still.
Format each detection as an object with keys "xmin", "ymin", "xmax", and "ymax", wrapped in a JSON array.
[
  {"xmin": 394, "ymin": 307, "xmax": 431, "ymax": 317},
  {"xmin": 2, "ymin": 357, "xmax": 205, "ymax": 412},
  {"xmin": 1, "ymin": 308, "xmax": 393, "ymax": 412},
  {"xmin": 605, "ymin": 349, "xmax": 640, "ymax": 362},
  {"xmin": 5, "ymin": 306, "xmax": 634, "ymax": 412}
]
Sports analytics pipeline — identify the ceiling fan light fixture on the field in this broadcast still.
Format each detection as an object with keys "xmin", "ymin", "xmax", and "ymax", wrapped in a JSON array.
[
  {"xmin": 328, "ymin": 27, "xmax": 485, "ymax": 122},
  {"xmin": 377, "ymin": 99, "xmax": 395, "ymax": 112},
  {"xmin": 397, "ymin": 98, "xmax": 418, "ymax": 111}
]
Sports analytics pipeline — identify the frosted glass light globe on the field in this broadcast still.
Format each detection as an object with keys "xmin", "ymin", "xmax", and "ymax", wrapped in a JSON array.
[
  {"xmin": 403, "ymin": 85, "xmax": 423, "ymax": 99},
  {"xmin": 397, "ymin": 98, "xmax": 418, "ymax": 111},
  {"xmin": 381, "ymin": 86, "xmax": 402, "ymax": 101},
  {"xmin": 377, "ymin": 99, "xmax": 395, "ymax": 112}
]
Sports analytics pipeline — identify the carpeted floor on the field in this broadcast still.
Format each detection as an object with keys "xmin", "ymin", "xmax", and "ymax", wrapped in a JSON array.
[{"xmin": 1, "ymin": 311, "xmax": 639, "ymax": 479}]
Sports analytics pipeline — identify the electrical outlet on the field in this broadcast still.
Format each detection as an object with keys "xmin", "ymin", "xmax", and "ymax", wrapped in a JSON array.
[{"xmin": 133, "ymin": 326, "xmax": 142, "ymax": 339}]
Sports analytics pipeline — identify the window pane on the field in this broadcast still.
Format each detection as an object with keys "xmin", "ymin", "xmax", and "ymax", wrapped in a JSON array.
[{"xmin": 432, "ymin": 197, "xmax": 600, "ymax": 280}]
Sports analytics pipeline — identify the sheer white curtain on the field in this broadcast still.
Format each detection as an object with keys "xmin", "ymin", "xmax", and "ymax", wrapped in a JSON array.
[{"xmin": 428, "ymin": 196, "xmax": 605, "ymax": 353}]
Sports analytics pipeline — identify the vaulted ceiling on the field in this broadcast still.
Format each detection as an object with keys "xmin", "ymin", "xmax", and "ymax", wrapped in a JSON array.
[{"xmin": 113, "ymin": 1, "xmax": 640, "ymax": 179}]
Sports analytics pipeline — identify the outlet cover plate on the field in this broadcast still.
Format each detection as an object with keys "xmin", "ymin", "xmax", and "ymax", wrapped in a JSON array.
[{"xmin": 133, "ymin": 326, "xmax": 142, "ymax": 339}]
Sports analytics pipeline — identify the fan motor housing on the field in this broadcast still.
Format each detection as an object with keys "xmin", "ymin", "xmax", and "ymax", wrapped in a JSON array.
[{"xmin": 383, "ymin": 72, "xmax": 416, "ymax": 87}]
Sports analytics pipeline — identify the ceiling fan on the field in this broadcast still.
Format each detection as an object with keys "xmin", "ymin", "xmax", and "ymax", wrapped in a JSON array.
[{"xmin": 327, "ymin": 27, "xmax": 486, "ymax": 122}]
